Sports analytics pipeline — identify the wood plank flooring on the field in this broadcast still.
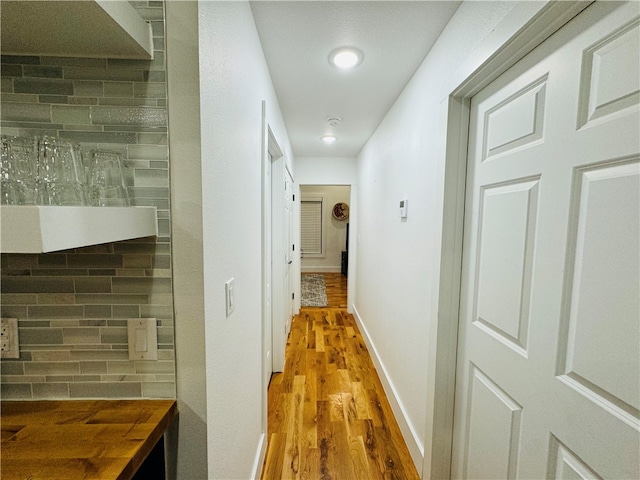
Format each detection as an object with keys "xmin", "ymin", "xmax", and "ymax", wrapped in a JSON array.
[
  {"xmin": 319, "ymin": 272, "xmax": 348, "ymax": 309},
  {"xmin": 262, "ymin": 273, "xmax": 420, "ymax": 480}
]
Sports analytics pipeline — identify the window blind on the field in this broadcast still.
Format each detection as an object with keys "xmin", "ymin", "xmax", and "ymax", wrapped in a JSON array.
[{"xmin": 301, "ymin": 199, "xmax": 323, "ymax": 255}]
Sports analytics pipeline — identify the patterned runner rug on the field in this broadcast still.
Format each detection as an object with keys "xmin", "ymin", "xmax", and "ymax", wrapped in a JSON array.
[{"xmin": 301, "ymin": 274, "xmax": 328, "ymax": 307}]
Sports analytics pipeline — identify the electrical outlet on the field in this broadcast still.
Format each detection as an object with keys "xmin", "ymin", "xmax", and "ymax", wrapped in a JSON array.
[{"xmin": 1, "ymin": 318, "xmax": 20, "ymax": 359}]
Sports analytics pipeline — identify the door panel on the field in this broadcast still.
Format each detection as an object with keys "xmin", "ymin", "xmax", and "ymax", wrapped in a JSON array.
[
  {"xmin": 474, "ymin": 178, "xmax": 539, "ymax": 356},
  {"xmin": 484, "ymin": 77, "xmax": 547, "ymax": 160},
  {"xmin": 559, "ymin": 161, "xmax": 639, "ymax": 414},
  {"xmin": 548, "ymin": 437, "xmax": 601, "ymax": 480},
  {"xmin": 578, "ymin": 20, "xmax": 640, "ymax": 127},
  {"xmin": 464, "ymin": 365, "xmax": 523, "ymax": 479},
  {"xmin": 452, "ymin": 2, "xmax": 640, "ymax": 479}
]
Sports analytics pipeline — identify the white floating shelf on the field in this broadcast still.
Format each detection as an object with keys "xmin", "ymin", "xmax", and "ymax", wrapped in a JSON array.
[
  {"xmin": 1, "ymin": 1, "xmax": 153, "ymax": 59},
  {"xmin": 0, "ymin": 206, "xmax": 158, "ymax": 254}
]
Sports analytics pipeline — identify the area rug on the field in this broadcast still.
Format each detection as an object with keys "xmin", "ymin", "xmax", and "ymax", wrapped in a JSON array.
[{"xmin": 301, "ymin": 274, "xmax": 328, "ymax": 307}]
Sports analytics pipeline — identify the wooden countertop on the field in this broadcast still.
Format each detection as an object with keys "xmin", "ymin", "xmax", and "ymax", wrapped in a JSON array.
[{"xmin": 0, "ymin": 399, "xmax": 177, "ymax": 480}]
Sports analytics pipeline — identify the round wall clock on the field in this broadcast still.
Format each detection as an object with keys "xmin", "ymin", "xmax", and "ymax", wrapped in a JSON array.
[{"xmin": 332, "ymin": 202, "xmax": 349, "ymax": 220}]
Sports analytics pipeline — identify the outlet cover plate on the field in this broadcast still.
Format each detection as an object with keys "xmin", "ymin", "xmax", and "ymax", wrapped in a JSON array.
[{"xmin": 1, "ymin": 318, "xmax": 20, "ymax": 359}]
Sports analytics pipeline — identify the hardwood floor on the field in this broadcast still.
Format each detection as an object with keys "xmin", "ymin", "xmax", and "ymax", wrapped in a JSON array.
[
  {"xmin": 262, "ymin": 273, "xmax": 420, "ymax": 480},
  {"xmin": 320, "ymin": 272, "xmax": 348, "ymax": 309}
]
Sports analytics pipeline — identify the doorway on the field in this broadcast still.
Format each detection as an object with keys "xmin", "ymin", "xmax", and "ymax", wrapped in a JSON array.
[
  {"xmin": 299, "ymin": 185, "xmax": 351, "ymax": 309},
  {"xmin": 261, "ymin": 119, "xmax": 282, "ymax": 437}
]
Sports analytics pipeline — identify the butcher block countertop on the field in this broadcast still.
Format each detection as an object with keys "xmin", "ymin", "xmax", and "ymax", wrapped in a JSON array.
[{"xmin": 0, "ymin": 399, "xmax": 177, "ymax": 480}]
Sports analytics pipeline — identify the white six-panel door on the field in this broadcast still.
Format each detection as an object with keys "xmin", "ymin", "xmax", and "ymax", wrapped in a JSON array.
[
  {"xmin": 284, "ymin": 167, "xmax": 294, "ymax": 333},
  {"xmin": 452, "ymin": 2, "xmax": 640, "ymax": 478}
]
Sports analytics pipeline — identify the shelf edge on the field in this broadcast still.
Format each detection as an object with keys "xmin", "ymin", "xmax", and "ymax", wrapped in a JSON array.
[{"xmin": 1, "ymin": 206, "xmax": 158, "ymax": 254}]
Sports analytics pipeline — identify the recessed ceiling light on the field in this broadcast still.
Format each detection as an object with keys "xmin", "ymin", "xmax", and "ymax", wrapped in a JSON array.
[
  {"xmin": 329, "ymin": 47, "xmax": 363, "ymax": 69},
  {"xmin": 321, "ymin": 135, "xmax": 337, "ymax": 144}
]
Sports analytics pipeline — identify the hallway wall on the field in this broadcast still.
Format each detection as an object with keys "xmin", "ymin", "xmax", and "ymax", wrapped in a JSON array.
[
  {"xmin": 197, "ymin": 2, "xmax": 293, "ymax": 478},
  {"xmin": 166, "ymin": 2, "xmax": 207, "ymax": 479},
  {"xmin": 353, "ymin": 0, "xmax": 551, "ymax": 473},
  {"xmin": 164, "ymin": 1, "xmax": 562, "ymax": 477},
  {"xmin": 295, "ymin": 156, "xmax": 357, "ymax": 184}
]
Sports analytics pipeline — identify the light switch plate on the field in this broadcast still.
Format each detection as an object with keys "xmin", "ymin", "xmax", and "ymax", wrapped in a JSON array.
[
  {"xmin": 127, "ymin": 318, "xmax": 158, "ymax": 360},
  {"xmin": 225, "ymin": 278, "xmax": 235, "ymax": 317},
  {"xmin": 1, "ymin": 318, "xmax": 19, "ymax": 359},
  {"xmin": 399, "ymin": 199, "xmax": 408, "ymax": 218}
]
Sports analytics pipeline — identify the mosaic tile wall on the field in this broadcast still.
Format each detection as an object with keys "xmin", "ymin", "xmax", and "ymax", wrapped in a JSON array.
[{"xmin": 0, "ymin": 1, "xmax": 175, "ymax": 400}]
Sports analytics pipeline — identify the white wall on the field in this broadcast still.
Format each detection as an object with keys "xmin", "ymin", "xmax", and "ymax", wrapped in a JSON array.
[
  {"xmin": 197, "ymin": 2, "xmax": 293, "ymax": 478},
  {"xmin": 353, "ymin": 1, "xmax": 556, "ymax": 473},
  {"xmin": 301, "ymin": 185, "xmax": 350, "ymax": 272},
  {"xmin": 295, "ymin": 156, "xmax": 357, "ymax": 184},
  {"xmin": 166, "ymin": 3, "xmax": 207, "ymax": 479}
]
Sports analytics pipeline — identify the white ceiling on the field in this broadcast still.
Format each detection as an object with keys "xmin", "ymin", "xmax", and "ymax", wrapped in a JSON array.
[{"xmin": 250, "ymin": 1, "xmax": 461, "ymax": 158}]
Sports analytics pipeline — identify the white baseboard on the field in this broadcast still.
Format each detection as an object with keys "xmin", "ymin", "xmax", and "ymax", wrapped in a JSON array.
[
  {"xmin": 251, "ymin": 432, "xmax": 267, "ymax": 480},
  {"xmin": 301, "ymin": 266, "xmax": 341, "ymax": 273},
  {"xmin": 351, "ymin": 305, "xmax": 424, "ymax": 472}
]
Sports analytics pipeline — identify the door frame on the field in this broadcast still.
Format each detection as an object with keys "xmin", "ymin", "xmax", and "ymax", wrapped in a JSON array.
[
  {"xmin": 425, "ymin": 2, "xmax": 593, "ymax": 478},
  {"xmin": 270, "ymin": 138, "xmax": 291, "ymax": 373},
  {"xmin": 261, "ymin": 102, "xmax": 284, "ymax": 435},
  {"xmin": 297, "ymin": 183, "xmax": 356, "ymax": 312}
]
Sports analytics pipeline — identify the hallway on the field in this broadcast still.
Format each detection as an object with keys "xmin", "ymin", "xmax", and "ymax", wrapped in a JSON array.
[
  {"xmin": 160, "ymin": 2, "xmax": 640, "ymax": 477},
  {"xmin": 262, "ymin": 274, "xmax": 420, "ymax": 479}
]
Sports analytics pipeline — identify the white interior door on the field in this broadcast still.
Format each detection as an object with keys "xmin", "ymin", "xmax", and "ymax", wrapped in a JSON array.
[
  {"xmin": 263, "ymin": 151, "xmax": 273, "ymax": 392},
  {"xmin": 284, "ymin": 167, "xmax": 294, "ymax": 333},
  {"xmin": 265, "ymin": 123, "xmax": 285, "ymax": 375},
  {"xmin": 271, "ymin": 154, "xmax": 288, "ymax": 372},
  {"xmin": 452, "ymin": 2, "xmax": 640, "ymax": 479}
]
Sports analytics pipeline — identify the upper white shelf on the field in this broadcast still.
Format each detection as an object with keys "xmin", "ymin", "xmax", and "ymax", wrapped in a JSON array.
[
  {"xmin": 0, "ymin": 1, "xmax": 153, "ymax": 59},
  {"xmin": 0, "ymin": 206, "xmax": 158, "ymax": 253}
]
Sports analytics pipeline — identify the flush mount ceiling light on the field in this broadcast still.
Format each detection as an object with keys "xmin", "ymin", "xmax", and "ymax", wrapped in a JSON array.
[
  {"xmin": 321, "ymin": 135, "xmax": 337, "ymax": 144},
  {"xmin": 329, "ymin": 47, "xmax": 363, "ymax": 69}
]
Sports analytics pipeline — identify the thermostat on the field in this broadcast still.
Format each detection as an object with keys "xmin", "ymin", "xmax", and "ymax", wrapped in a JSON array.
[{"xmin": 399, "ymin": 199, "xmax": 408, "ymax": 218}]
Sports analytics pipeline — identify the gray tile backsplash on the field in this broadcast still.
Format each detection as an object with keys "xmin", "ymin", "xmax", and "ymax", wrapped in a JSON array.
[
  {"xmin": 1, "ymin": 102, "xmax": 52, "ymax": 122},
  {"xmin": 0, "ymin": 1, "xmax": 175, "ymax": 400},
  {"xmin": 14, "ymin": 77, "xmax": 75, "ymax": 95}
]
